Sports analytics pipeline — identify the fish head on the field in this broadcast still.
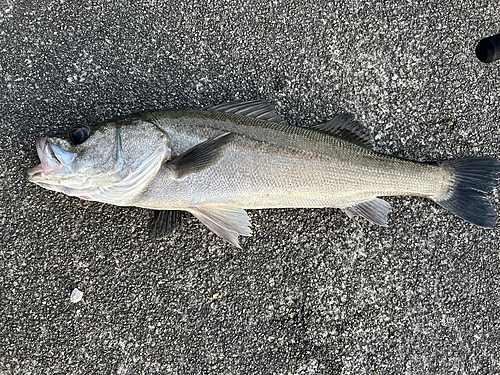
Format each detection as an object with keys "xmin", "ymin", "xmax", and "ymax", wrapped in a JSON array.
[{"xmin": 25, "ymin": 118, "xmax": 171, "ymax": 204}]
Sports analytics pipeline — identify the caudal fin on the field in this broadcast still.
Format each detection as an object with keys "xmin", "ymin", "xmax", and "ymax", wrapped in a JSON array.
[{"xmin": 434, "ymin": 158, "xmax": 500, "ymax": 228}]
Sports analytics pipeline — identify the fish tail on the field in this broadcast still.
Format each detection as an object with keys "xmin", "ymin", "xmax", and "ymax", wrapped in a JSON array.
[{"xmin": 433, "ymin": 158, "xmax": 500, "ymax": 228}]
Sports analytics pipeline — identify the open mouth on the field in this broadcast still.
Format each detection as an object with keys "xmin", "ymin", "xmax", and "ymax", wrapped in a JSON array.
[
  {"xmin": 25, "ymin": 137, "xmax": 63, "ymax": 180},
  {"xmin": 45, "ymin": 139, "xmax": 59, "ymax": 163}
]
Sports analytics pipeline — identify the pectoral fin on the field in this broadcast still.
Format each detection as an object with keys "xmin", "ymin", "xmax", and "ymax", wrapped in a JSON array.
[
  {"xmin": 343, "ymin": 198, "xmax": 390, "ymax": 226},
  {"xmin": 167, "ymin": 132, "xmax": 235, "ymax": 179},
  {"xmin": 188, "ymin": 204, "xmax": 252, "ymax": 248}
]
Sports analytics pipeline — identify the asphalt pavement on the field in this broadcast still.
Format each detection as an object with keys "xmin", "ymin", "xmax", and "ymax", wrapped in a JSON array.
[{"xmin": 1, "ymin": 1, "xmax": 500, "ymax": 374}]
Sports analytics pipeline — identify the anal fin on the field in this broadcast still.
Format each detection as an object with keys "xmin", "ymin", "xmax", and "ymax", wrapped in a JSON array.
[
  {"xmin": 188, "ymin": 204, "xmax": 252, "ymax": 248},
  {"xmin": 343, "ymin": 198, "xmax": 390, "ymax": 226}
]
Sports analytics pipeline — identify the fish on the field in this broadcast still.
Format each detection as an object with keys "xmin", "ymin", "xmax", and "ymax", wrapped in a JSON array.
[{"xmin": 25, "ymin": 100, "xmax": 500, "ymax": 247}]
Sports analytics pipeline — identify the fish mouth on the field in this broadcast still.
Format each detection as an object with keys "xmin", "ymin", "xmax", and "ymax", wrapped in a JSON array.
[{"xmin": 25, "ymin": 137, "xmax": 65, "ymax": 181}]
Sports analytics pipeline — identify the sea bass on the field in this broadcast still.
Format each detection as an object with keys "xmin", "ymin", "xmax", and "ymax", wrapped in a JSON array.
[{"xmin": 26, "ymin": 100, "xmax": 500, "ymax": 247}]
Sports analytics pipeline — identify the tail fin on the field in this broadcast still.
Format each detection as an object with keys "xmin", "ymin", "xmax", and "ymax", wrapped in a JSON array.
[{"xmin": 433, "ymin": 158, "xmax": 500, "ymax": 228}]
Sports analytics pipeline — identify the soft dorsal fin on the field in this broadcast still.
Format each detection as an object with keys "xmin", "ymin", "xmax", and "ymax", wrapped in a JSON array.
[
  {"xmin": 311, "ymin": 113, "xmax": 374, "ymax": 149},
  {"xmin": 206, "ymin": 100, "xmax": 286, "ymax": 124}
]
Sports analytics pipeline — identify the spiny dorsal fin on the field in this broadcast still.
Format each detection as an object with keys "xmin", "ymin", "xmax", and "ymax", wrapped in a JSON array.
[
  {"xmin": 206, "ymin": 100, "xmax": 286, "ymax": 124},
  {"xmin": 150, "ymin": 210, "xmax": 189, "ymax": 239},
  {"xmin": 343, "ymin": 198, "xmax": 390, "ymax": 226},
  {"xmin": 167, "ymin": 132, "xmax": 235, "ymax": 179},
  {"xmin": 311, "ymin": 113, "xmax": 374, "ymax": 149}
]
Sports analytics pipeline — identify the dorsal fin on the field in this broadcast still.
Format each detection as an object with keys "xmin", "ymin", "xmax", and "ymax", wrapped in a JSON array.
[
  {"xmin": 311, "ymin": 113, "xmax": 374, "ymax": 149},
  {"xmin": 206, "ymin": 100, "xmax": 287, "ymax": 124}
]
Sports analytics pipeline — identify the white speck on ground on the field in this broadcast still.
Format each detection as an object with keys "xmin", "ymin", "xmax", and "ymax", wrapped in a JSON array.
[{"xmin": 70, "ymin": 288, "xmax": 83, "ymax": 303}]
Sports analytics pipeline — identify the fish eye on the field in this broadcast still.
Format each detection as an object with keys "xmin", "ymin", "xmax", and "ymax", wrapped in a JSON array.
[{"xmin": 68, "ymin": 126, "xmax": 91, "ymax": 145}]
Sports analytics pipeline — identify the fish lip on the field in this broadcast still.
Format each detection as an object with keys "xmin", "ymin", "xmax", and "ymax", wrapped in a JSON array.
[{"xmin": 25, "ymin": 137, "xmax": 62, "ymax": 180}]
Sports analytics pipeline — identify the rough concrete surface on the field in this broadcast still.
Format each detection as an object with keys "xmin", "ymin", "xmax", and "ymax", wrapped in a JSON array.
[{"xmin": 1, "ymin": 1, "xmax": 500, "ymax": 374}]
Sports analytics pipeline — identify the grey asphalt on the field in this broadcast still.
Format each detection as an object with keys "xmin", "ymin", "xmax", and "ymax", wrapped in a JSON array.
[{"xmin": 1, "ymin": 1, "xmax": 500, "ymax": 374}]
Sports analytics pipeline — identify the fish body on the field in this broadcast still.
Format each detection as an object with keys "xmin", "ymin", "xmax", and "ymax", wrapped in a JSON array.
[
  {"xmin": 26, "ymin": 101, "xmax": 500, "ymax": 246},
  {"xmin": 137, "ymin": 110, "xmax": 446, "ymax": 209}
]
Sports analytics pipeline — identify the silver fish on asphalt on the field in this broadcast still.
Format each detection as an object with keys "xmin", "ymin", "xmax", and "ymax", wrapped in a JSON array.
[{"xmin": 26, "ymin": 100, "xmax": 500, "ymax": 247}]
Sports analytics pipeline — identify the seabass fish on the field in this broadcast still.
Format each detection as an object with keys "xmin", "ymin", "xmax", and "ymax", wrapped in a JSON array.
[{"xmin": 26, "ymin": 100, "xmax": 500, "ymax": 247}]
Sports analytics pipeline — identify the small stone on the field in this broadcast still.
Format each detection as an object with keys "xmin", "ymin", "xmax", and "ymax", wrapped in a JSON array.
[{"xmin": 70, "ymin": 288, "xmax": 83, "ymax": 303}]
